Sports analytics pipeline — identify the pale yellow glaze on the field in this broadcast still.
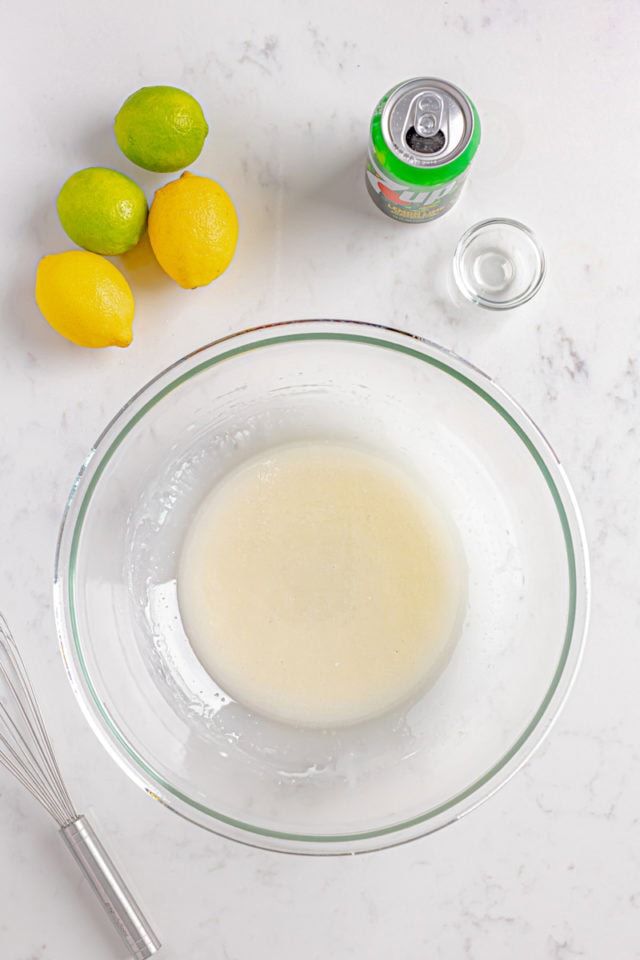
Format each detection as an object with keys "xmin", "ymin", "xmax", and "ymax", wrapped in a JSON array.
[{"xmin": 178, "ymin": 442, "xmax": 466, "ymax": 726}]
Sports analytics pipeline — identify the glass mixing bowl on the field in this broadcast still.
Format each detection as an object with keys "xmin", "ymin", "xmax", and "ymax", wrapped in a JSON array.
[{"xmin": 54, "ymin": 320, "xmax": 589, "ymax": 854}]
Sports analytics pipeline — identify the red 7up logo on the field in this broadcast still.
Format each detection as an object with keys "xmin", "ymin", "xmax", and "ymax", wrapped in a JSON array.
[{"xmin": 366, "ymin": 160, "xmax": 458, "ymax": 207}]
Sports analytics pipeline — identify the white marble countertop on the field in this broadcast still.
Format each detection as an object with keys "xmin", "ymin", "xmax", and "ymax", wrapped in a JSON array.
[{"xmin": 1, "ymin": 1, "xmax": 639, "ymax": 957}]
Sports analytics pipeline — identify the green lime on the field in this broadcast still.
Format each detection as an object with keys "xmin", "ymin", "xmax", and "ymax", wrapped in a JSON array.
[
  {"xmin": 114, "ymin": 85, "xmax": 209, "ymax": 173},
  {"xmin": 56, "ymin": 167, "xmax": 148, "ymax": 256}
]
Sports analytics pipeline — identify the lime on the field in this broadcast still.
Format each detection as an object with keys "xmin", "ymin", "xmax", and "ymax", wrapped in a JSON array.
[
  {"xmin": 114, "ymin": 85, "xmax": 209, "ymax": 173},
  {"xmin": 35, "ymin": 250, "xmax": 134, "ymax": 348},
  {"xmin": 148, "ymin": 171, "xmax": 238, "ymax": 288},
  {"xmin": 57, "ymin": 167, "xmax": 148, "ymax": 255}
]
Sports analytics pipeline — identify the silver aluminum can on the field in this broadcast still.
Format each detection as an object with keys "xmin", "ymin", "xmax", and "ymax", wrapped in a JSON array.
[{"xmin": 366, "ymin": 77, "xmax": 481, "ymax": 223}]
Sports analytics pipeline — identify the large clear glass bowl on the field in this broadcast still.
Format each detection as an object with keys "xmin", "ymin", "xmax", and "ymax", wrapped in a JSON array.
[{"xmin": 54, "ymin": 320, "xmax": 589, "ymax": 854}]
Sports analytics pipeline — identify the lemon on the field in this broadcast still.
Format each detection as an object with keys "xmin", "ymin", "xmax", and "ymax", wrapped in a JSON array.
[
  {"xmin": 35, "ymin": 251, "xmax": 134, "ymax": 348},
  {"xmin": 148, "ymin": 172, "xmax": 238, "ymax": 288},
  {"xmin": 114, "ymin": 86, "xmax": 209, "ymax": 173},
  {"xmin": 57, "ymin": 167, "xmax": 148, "ymax": 255}
]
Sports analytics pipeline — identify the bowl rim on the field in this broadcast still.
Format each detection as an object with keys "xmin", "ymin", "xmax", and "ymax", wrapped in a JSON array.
[{"xmin": 53, "ymin": 318, "xmax": 590, "ymax": 854}]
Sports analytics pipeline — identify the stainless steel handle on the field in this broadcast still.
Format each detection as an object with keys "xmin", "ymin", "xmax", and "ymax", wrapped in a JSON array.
[{"xmin": 61, "ymin": 815, "xmax": 161, "ymax": 959}]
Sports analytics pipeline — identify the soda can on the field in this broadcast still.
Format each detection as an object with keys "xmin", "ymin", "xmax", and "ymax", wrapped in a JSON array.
[{"xmin": 366, "ymin": 77, "xmax": 480, "ymax": 223}]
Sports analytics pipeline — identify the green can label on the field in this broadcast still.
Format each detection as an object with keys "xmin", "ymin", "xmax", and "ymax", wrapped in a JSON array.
[
  {"xmin": 366, "ymin": 77, "xmax": 480, "ymax": 224},
  {"xmin": 366, "ymin": 151, "xmax": 468, "ymax": 223}
]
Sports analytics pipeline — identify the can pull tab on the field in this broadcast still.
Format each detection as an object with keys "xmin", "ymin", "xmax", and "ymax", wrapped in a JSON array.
[
  {"xmin": 404, "ymin": 92, "xmax": 447, "ymax": 155},
  {"xmin": 413, "ymin": 93, "xmax": 445, "ymax": 138}
]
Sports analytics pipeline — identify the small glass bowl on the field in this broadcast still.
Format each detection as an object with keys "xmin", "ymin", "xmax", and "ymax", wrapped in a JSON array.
[{"xmin": 453, "ymin": 218, "xmax": 546, "ymax": 310}]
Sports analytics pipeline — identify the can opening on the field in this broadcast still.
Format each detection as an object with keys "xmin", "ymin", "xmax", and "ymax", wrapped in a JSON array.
[{"xmin": 405, "ymin": 127, "xmax": 446, "ymax": 155}]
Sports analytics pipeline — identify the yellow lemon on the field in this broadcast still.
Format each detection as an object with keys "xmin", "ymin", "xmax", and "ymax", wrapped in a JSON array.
[
  {"xmin": 114, "ymin": 86, "xmax": 209, "ymax": 173},
  {"xmin": 35, "ymin": 251, "xmax": 134, "ymax": 348},
  {"xmin": 57, "ymin": 167, "xmax": 148, "ymax": 256},
  {"xmin": 148, "ymin": 172, "xmax": 238, "ymax": 288}
]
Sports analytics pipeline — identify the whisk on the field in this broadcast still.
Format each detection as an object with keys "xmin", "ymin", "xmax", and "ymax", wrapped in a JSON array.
[{"xmin": 0, "ymin": 612, "xmax": 160, "ymax": 959}]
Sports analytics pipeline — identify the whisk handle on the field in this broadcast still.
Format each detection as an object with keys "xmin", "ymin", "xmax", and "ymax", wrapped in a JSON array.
[{"xmin": 61, "ymin": 815, "xmax": 161, "ymax": 959}]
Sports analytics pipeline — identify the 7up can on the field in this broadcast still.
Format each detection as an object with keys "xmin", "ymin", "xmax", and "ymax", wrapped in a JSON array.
[{"xmin": 366, "ymin": 78, "xmax": 480, "ymax": 223}]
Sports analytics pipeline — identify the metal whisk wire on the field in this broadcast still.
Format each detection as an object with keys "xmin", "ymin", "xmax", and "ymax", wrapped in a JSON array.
[
  {"xmin": 0, "ymin": 613, "xmax": 76, "ymax": 826},
  {"xmin": 0, "ymin": 612, "xmax": 160, "ymax": 960}
]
